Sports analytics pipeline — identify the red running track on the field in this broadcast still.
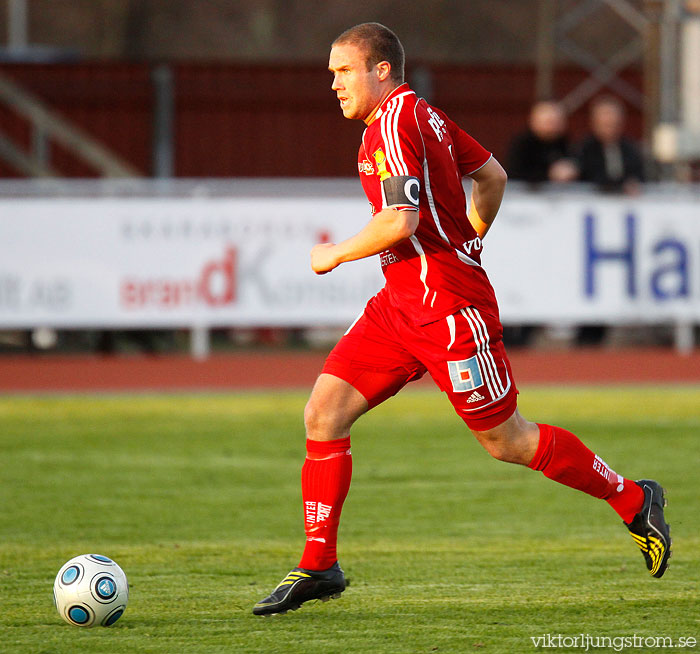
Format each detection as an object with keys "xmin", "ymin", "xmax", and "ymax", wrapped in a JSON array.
[{"xmin": 0, "ymin": 348, "xmax": 698, "ymax": 393}]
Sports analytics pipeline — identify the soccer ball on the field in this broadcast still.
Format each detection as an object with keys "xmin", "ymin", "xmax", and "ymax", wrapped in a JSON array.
[{"xmin": 53, "ymin": 554, "xmax": 129, "ymax": 627}]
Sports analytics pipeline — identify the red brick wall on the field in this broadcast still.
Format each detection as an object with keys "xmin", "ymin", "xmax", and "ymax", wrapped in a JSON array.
[{"xmin": 0, "ymin": 62, "xmax": 643, "ymax": 178}]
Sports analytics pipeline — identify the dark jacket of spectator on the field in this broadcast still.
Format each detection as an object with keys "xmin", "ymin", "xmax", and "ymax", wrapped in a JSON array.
[
  {"xmin": 508, "ymin": 131, "xmax": 573, "ymax": 183},
  {"xmin": 577, "ymin": 135, "xmax": 645, "ymax": 192},
  {"xmin": 576, "ymin": 96, "xmax": 646, "ymax": 193}
]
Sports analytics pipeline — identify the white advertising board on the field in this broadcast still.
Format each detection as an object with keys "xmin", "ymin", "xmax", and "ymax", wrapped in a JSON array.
[
  {"xmin": 0, "ymin": 196, "xmax": 382, "ymax": 328},
  {"xmin": 484, "ymin": 193, "xmax": 700, "ymax": 323},
  {"xmin": 0, "ymin": 186, "xmax": 698, "ymax": 328}
]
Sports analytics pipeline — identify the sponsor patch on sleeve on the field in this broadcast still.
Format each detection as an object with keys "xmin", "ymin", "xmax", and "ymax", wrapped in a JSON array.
[
  {"xmin": 372, "ymin": 148, "xmax": 391, "ymax": 181},
  {"xmin": 381, "ymin": 175, "xmax": 420, "ymax": 210}
]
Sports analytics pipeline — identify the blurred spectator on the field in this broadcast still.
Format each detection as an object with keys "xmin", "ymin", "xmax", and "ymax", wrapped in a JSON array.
[
  {"xmin": 507, "ymin": 100, "xmax": 578, "ymax": 185},
  {"xmin": 576, "ymin": 95, "xmax": 646, "ymax": 194}
]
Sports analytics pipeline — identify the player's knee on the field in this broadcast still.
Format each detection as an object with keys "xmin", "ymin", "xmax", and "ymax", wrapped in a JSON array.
[
  {"xmin": 304, "ymin": 396, "xmax": 341, "ymax": 440},
  {"xmin": 303, "ymin": 397, "xmax": 323, "ymax": 435},
  {"xmin": 471, "ymin": 430, "xmax": 533, "ymax": 465},
  {"xmin": 471, "ymin": 411, "xmax": 539, "ymax": 465},
  {"xmin": 304, "ymin": 376, "xmax": 367, "ymax": 440},
  {"xmin": 482, "ymin": 438, "xmax": 524, "ymax": 464}
]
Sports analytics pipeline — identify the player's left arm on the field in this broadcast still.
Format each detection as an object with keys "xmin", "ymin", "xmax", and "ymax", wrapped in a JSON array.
[
  {"xmin": 466, "ymin": 156, "xmax": 507, "ymax": 239},
  {"xmin": 440, "ymin": 109, "xmax": 506, "ymax": 238},
  {"xmin": 311, "ymin": 207, "xmax": 418, "ymax": 274}
]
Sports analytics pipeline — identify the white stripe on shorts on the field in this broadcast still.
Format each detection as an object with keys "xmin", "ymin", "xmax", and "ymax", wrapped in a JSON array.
[{"xmin": 460, "ymin": 307, "xmax": 508, "ymax": 400}]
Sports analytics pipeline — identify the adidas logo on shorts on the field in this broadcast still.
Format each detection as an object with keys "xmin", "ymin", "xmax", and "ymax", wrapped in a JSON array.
[{"xmin": 466, "ymin": 390, "xmax": 486, "ymax": 403}]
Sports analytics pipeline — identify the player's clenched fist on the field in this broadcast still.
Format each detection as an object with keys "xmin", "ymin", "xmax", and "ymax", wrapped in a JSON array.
[{"xmin": 311, "ymin": 242, "xmax": 340, "ymax": 274}]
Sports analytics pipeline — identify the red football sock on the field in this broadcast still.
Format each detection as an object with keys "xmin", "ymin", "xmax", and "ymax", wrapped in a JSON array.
[
  {"xmin": 298, "ymin": 436, "xmax": 352, "ymax": 571},
  {"xmin": 528, "ymin": 424, "xmax": 644, "ymax": 523}
]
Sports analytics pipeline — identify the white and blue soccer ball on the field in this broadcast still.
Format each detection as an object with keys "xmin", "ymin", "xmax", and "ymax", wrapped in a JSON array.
[{"xmin": 53, "ymin": 554, "xmax": 129, "ymax": 627}]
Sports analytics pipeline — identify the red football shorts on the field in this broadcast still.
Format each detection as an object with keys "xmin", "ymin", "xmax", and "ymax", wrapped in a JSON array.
[{"xmin": 322, "ymin": 290, "xmax": 518, "ymax": 431}]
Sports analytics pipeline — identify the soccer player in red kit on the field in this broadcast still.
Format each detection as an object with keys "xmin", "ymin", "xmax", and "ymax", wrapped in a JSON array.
[{"xmin": 253, "ymin": 23, "xmax": 671, "ymax": 616}]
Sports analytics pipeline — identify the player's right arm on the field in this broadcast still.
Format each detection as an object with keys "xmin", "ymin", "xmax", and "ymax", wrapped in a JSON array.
[
  {"xmin": 313, "ymin": 111, "xmax": 423, "ymax": 275},
  {"xmin": 311, "ymin": 207, "xmax": 418, "ymax": 274}
]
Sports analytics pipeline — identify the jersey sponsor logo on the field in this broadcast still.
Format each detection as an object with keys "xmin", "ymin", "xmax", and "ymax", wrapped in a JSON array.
[
  {"xmin": 382, "ymin": 175, "xmax": 420, "ymax": 209},
  {"xmin": 463, "ymin": 236, "xmax": 483, "ymax": 255},
  {"xmin": 426, "ymin": 106, "xmax": 447, "ymax": 142},
  {"xmin": 466, "ymin": 390, "xmax": 485, "ymax": 403},
  {"xmin": 448, "ymin": 356, "xmax": 484, "ymax": 393},
  {"xmin": 379, "ymin": 250, "xmax": 399, "ymax": 267},
  {"xmin": 372, "ymin": 147, "xmax": 392, "ymax": 181},
  {"xmin": 358, "ymin": 159, "xmax": 374, "ymax": 175}
]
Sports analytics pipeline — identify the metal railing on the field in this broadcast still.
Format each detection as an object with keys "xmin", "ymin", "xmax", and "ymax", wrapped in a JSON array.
[{"xmin": 0, "ymin": 73, "xmax": 140, "ymax": 178}]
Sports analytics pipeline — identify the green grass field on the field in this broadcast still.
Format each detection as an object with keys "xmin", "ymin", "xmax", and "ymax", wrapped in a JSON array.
[{"xmin": 0, "ymin": 387, "xmax": 698, "ymax": 654}]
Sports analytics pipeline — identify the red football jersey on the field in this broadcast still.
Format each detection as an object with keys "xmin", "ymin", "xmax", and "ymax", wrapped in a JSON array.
[{"xmin": 357, "ymin": 83, "xmax": 500, "ymax": 326}]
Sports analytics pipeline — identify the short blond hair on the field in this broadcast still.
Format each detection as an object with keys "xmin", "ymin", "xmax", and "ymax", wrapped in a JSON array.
[{"xmin": 333, "ymin": 22, "xmax": 405, "ymax": 84}]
